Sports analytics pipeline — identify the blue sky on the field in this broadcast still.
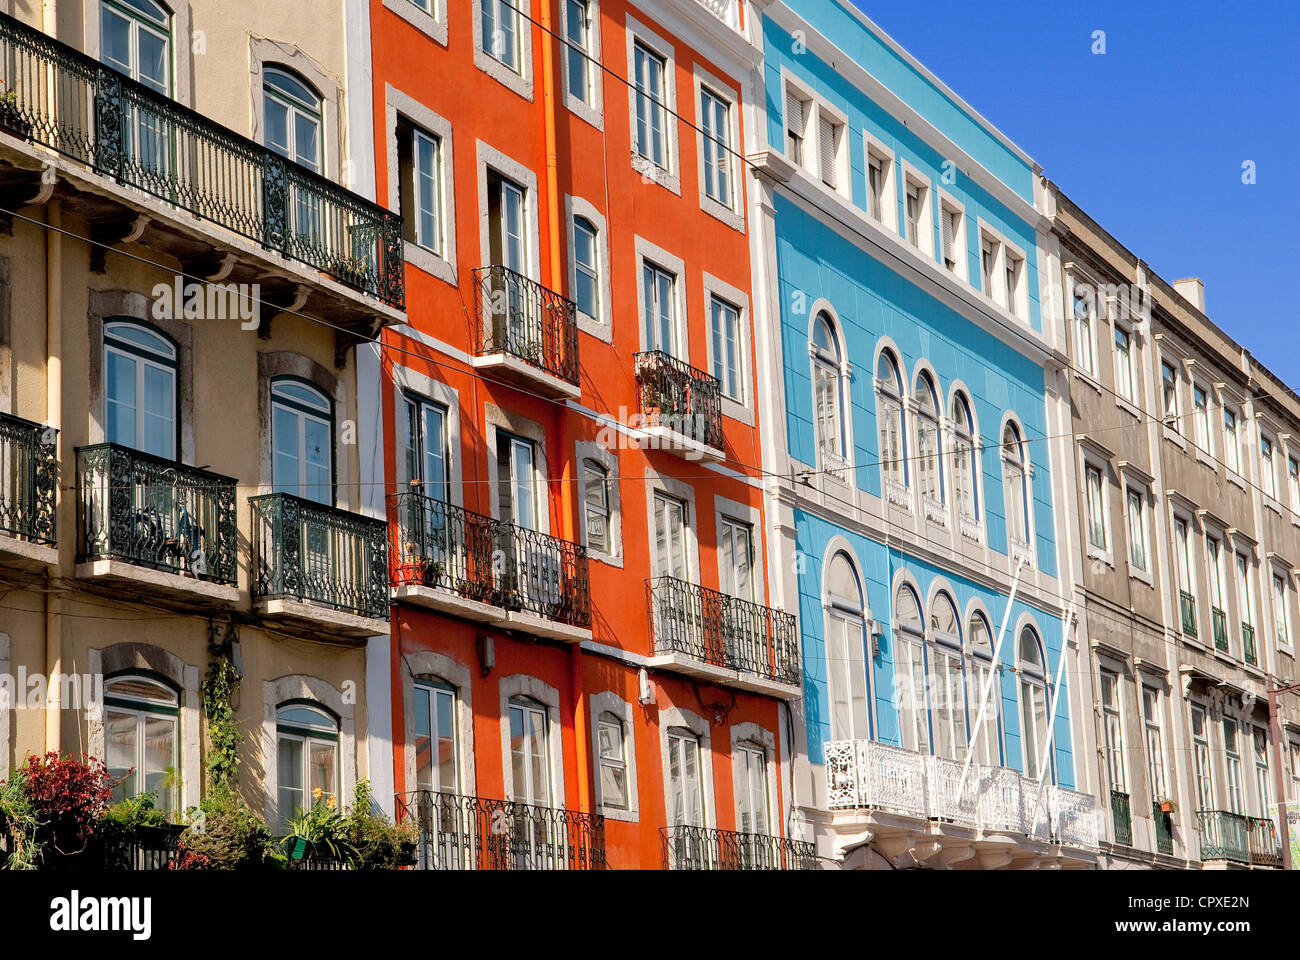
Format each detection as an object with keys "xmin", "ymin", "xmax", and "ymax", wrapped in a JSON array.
[{"xmin": 849, "ymin": 0, "xmax": 1300, "ymax": 387}]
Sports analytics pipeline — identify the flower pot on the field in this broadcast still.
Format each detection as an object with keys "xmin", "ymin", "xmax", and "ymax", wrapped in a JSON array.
[
  {"xmin": 288, "ymin": 835, "xmax": 309, "ymax": 861},
  {"xmin": 1159, "ymin": 801, "xmax": 1174, "ymax": 813},
  {"xmin": 0, "ymin": 99, "xmax": 31, "ymax": 141},
  {"xmin": 397, "ymin": 560, "xmax": 424, "ymax": 584}
]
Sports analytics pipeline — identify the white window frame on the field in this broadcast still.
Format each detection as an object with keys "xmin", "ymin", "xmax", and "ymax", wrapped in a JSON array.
[
  {"xmin": 1125, "ymin": 486, "xmax": 1149, "ymax": 573},
  {"xmin": 1083, "ymin": 458, "xmax": 1110, "ymax": 561},
  {"xmin": 900, "ymin": 164, "xmax": 933, "ymax": 258},
  {"xmin": 937, "ymin": 191, "xmax": 967, "ymax": 280},
  {"xmin": 560, "ymin": 0, "xmax": 602, "ymax": 127},
  {"xmin": 382, "ymin": 0, "xmax": 449, "ymax": 45},
  {"xmin": 473, "ymin": 0, "xmax": 534, "ymax": 100},
  {"xmin": 386, "ymin": 86, "xmax": 458, "ymax": 286},
  {"xmin": 863, "ymin": 131, "xmax": 898, "ymax": 234},
  {"xmin": 626, "ymin": 17, "xmax": 680, "ymax": 194},
  {"xmin": 702, "ymin": 272, "xmax": 753, "ymax": 424},
  {"xmin": 1192, "ymin": 380, "xmax": 1214, "ymax": 456},
  {"xmin": 693, "ymin": 65, "xmax": 743, "ymax": 230}
]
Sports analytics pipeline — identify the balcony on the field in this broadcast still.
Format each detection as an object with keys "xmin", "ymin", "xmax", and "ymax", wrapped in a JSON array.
[
  {"xmin": 0, "ymin": 411, "xmax": 57, "ymax": 569},
  {"xmin": 1242, "ymin": 623, "xmax": 1257, "ymax": 666},
  {"xmin": 1179, "ymin": 590, "xmax": 1198, "ymax": 638},
  {"xmin": 1197, "ymin": 810, "xmax": 1281, "ymax": 867},
  {"xmin": 394, "ymin": 790, "xmax": 605, "ymax": 870},
  {"xmin": 824, "ymin": 739, "xmax": 1099, "ymax": 861},
  {"xmin": 0, "ymin": 12, "xmax": 402, "ymax": 343},
  {"xmin": 645, "ymin": 575, "xmax": 801, "ymax": 697},
  {"xmin": 660, "ymin": 825, "xmax": 818, "ymax": 870},
  {"xmin": 1110, "ymin": 790, "xmax": 1132, "ymax": 846},
  {"xmin": 250, "ymin": 493, "xmax": 389, "ymax": 639},
  {"xmin": 388, "ymin": 491, "xmax": 591, "ymax": 642},
  {"xmin": 76, "ymin": 443, "xmax": 237, "ymax": 605},
  {"xmin": 472, "ymin": 266, "xmax": 579, "ymax": 398},
  {"xmin": 1211, "ymin": 606, "xmax": 1228, "ymax": 652},
  {"xmin": 633, "ymin": 351, "xmax": 724, "ymax": 462},
  {"xmin": 1152, "ymin": 801, "xmax": 1174, "ymax": 855}
]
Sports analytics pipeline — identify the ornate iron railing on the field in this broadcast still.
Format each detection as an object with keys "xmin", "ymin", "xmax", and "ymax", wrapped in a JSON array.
[
  {"xmin": 1197, "ymin": 809, "xmax": 1252, "ymax": 864},
  {"xmin": 474, "ymin": 265, "xmax": 579, "ymax": 385},
  {"xmin": 496, "ymin": 521, "xmax": 590, "ymax": 627},
  {"xmin": 250, "ymin": 493, "xmax": 388, "ymax": 620},
  {"xmin": 388, "ymin": 491, "xmax": 499, "ymax": 604},
  {"xmin": 646, "ymin": 575, "xmax": 800, "ymax": 685},
  {"xmin": 1153, "ymin": 801, "xmax": 1174, "ymax": 855},
  {"xmin": 96, "ymin": 824, "xmax": 187, "ymax": 870},
  {"xmin": 1211, "ymin": 606, "xmax": 1228, "ymax": 652},
  {"xmin": 76, "ymin": 443, "xmax": 236, "ymax": 583},
  {"xmin": 394, "ymin": 790, "xmax": 605, "ymax": 870},
  {"xmin": 0, "ymin": 12, "xmax": 404, "ymax": 308},
  {"xmin": 1179, "ymin": 590, "xmax": 1197, "ymax": 638},
  {"xmin": 0, "ymin": 411, "xmax": 57, "ymax": 545},
  {"xmin": 1110, "ymin": 790, "xmax": 1132, "ymax": 846},
  {"xmin": 633, "ymin": 350, "xmax": 724, "ymax": 452},
  {"xmin": 1247, "ymin": 816, "xmax": 1281, "ymax": 867},
  {"xmin": 660, "ymin": 825, "xmax": 817, "ymax": 870},
  {"xmin": 1241, "ymin": 623, "xmax": 1257, "ymax": 666}
]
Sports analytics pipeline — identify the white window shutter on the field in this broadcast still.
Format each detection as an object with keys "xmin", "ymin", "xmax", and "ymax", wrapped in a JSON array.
[
  {"xmin": 942, "ymin": 209, "xmax": 955, "ymax": 260},
  {"xmin": 786, "ymin": 90, "xmax": 803, "ymax": 134},
  {"xmin": 819, "ymin": 116, "xmax": 836, "ymax": 188}
]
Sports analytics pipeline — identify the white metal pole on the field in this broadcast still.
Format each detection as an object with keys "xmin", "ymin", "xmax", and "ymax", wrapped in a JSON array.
[{"xmin": 1027, "ymin": 604, "xmax": 1077, "ymax": 834}]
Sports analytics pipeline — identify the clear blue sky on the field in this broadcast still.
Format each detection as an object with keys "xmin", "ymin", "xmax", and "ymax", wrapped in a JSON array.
[{"xmin": 849, "ymin": 0, "xmax": 1300, "ymax": 387}]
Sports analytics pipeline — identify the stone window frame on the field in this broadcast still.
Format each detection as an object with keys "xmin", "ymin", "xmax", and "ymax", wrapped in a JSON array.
[
  {"xmin": 471, "ymin": 0, "xmax": 535, "ymax": 103},
  {"xmin": 401, "ymin": 650, "xmax": 476, "ymax": 797},
  {"xmin": 658, "ymin": 705, "xmax": 715, "ymax": 827},
  {"xmin": 476, "ymin": 140, "xmax": 543, "ymax": 284},
  {"xmin": 712, "ymin": 492, "xmax": 764, "ymax": 601},
  {"xmin": 381, "ymin": 0, "xmax": 449, "ymax": 47},
  {"xmin": 385, "ymin": 84, "xmax": 458, "ymax": 287},
  {"xmin": 559, "ymin": 0, "xmax": 603, "ymax": 129},
  {"xmin": 257, "ymin": 351, "xmax": 351, "ymax": 510},
  {"xmin": 0, "ymin": 254, "xmax": 10, "ymax": 415},
  {"xmin": 248, "ymin": 38, "xmax": 344, "ymax": 184},
  {"xmin": 588, "ymin": 690, "xmax": 638, "ymax": 822},
  {"xmin": 644, "ymin": 466, "xmax": 700, "ymax": 583},
  {"xmin": 1078, "ymin": 442, "xmax": 1114, "ymax": 569},
  {"xmin": 484, "ymin": 403, "xmax": 551, "ymax": 534},
  {"xmin": 690, "ymin": 62, "xmax": 744, "ymax": 232},
  {"xmin": 701, "ymin": 271, "xmax": 753, "ymax": 425},
  {"xmin": 575, "ymin": 439, "xmax": 622, "ymax": 567},
  {"xmin": 729, "ymin": 721, "xmax": 779, "ymax": 836},
  {"xmin": 498, "ymin": 674, "xmax": 565, "ymax": 803},
  {"xmin": 625, "ymin": 14, "xmax": 681, "ymax": 197},
  {"xmin": 565, "ymin": 194, "xmax": 613, "ymax": 342},
  {"xmin": 262, "ymin": 674, "xmax": 357, "ymax": 829},
  {"xmin": 633, "ymin": 235, "xmax": 689, "ymax": 356},
  {"xmin": 391, "ymin": 364, "xmax": 464, "ymax": 508},
  {"xmin": 83, "ymin": 0, "xmax": 195, "ymax": 108}
]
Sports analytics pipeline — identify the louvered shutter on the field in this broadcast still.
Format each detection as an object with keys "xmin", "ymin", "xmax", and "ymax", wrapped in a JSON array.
[
  {"xmin": 786, "ymin": 91, "xmax": 803, "ymax": 136},
  {"xmin": 820, "ymin": 116, "xmax": 836, "ymax": 188},
  {"xmin": 942, "ymin": 209, "xmax": 955, "ymax": 262}
]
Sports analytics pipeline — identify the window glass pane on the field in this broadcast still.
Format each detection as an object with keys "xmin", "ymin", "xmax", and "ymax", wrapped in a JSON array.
[
  {"xmin": 414, "ymin": 685, "xmax": 432, "ymax": 790},
  {"xmin": 106, "ymin": 709, "xmax": 138, "ymax": 804},
  {"xmin": 142, "ymin": 363, "xmax": 175, "ymax": 459},
  {"xmin": 144, "ymin": 715, "xmax": 176, "ymax": 810},
  {"xmin": 278, "ymin": 736, "xmax": 303, "ymax": 830},
  {"xmin": 309, "ymin": 740, "xmax": 338, "ymax": 808},
  {"xmin": 105, "ymin": 350, "xmax": 139, "ymax": 449},
  {"xmin": 435, "ymin": 689, "xmax": 456, "ymax": 791}
]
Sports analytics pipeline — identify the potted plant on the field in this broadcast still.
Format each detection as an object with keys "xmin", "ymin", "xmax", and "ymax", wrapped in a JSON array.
[
  {"xmin": 340, "ymin": 779, "xmax": 418, "ymax": 870},
  {"xmin": 281, "ymin": 788, "xmax": 357, "ymax": 867},
  {"xmin": 331, "ymin": 255, "xmax": 371, "ymax": 291},
  {"xmin": 1157, "ymin": 797, "xmax": 1176, "ymax": 814},
  {"xmin": 0, "ymin": 85, "xmax": 31, "ymax": 140},
  {"xmin": 398, "ymin": 542, "xmax": 427, "ymax": 584}
]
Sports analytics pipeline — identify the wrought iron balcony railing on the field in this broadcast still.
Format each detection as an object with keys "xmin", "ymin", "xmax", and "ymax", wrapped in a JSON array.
[
  {"xmin": 1247, "ymin": 816, "xmax": 1281, "ymax": 867},
  {"xmin": 474, "ymin": 265, "xmax": 579, "ymax": 385},
  {"xmin": 388, "ymin": 491, "xmax": 499, "ymax": 604},
  {"xmin": 76, "ymin": 443, "xmax": 237, "ymax": 584},
  {"xmin": 633, "ymin": 351, "xmax": 724, "ymax": 452},
  {"xmin": 660, "ymin": 824, "xmax": 817, "ymax": 870},
  {"xmin": 646, "ymin": 575, "xmax": 800, "ymax": 686},
  {"xmin": 1153, "ymin": 801, "xmax": 1174, "ymax": 855},
  {"xmin": 1110, "ymin": 790, "xmax": 1132, "ymax": 846},
  {"xmin": 1242, "ymin": 622, "xmax": 1257, "ymax": 666},
  {"xmin": 497, "ymin": 520, "xmax": 591, "ymax": 628},
  {"xmin": 394, "ymin": 789, "xmax": 605, "ymax": 870},
  {"xmin": 1179, "ymin": 590, "xmax": 1197, "ymax": 638},
  {"xmin": 1211, "ymin": 606, "xmax": 1228, "ymax": 652},
  {"xmin": 1197, "ymin": 809, "xmax": 1252, "ymax": 864},
  {"xmin": 250, "ymin": 493, "xmax": 389, "ymax": 620},
  {"xmin": 0, "ymin": 411, "xmax": 57, "ymax": 545},
  {"xmin": 0, "ymin": 12, "xmax": 404, "ymax": 309}
]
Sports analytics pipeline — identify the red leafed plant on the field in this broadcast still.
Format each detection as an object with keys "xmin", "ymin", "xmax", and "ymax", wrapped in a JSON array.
[{"xmin": 20, "ymin": 752, "xmax": 114, "ymax": 856}]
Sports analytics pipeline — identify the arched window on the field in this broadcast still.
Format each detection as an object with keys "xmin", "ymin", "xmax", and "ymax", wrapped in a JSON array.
[
  {"xmin": 582, "ymin": 459, "xmax": 611, "ymax": 554},
  {"xmin": 105, "ymin": 674, "xmax": 179, "ymax": 813},
  {"xmin": 276, "ymin": 701, "xmax": 340, "ymax": 834},
  {"xmin": 966, "ymin": 612, "xmax": 1003, "ymax": 766},
  {"xmin": 413, "ymin": 678, "xmax": 458, "ymax": 794},
  {"xmin": 825, "ymin": 551, "xmax": 870, "ymax": 742},
  {"xmin": 596, "ymin": 712, "xmax": 628, "ymax": 810},
  {"xmin": 104, "ymin": 321, "xmax": 178, "ymax": 460},
  {"xmin": 915, "ymin": 371, "xmax": 943, "ymax": 509},
  {"xmin": 508, "ymin": 696, "xmax": 551, "ymax": 806},
  {"xmin": 876, "ymin": 350, "xmax": 906, "ymax": 492},
  {"xmin": 929, "ymin": 593, "xmax": 964, "ymax": 760},
  {"xmin": 271, "ymin": 379, "xmax": 333, "ymax": 505},
  {"xmin": 1018, "ymin": 627, "xmax": 1052, "ymax": 781},
  {"xmin": 952, "ymin": 392, "xmax": 979, "ymax": 527},
  {"xmin": 264, "ymin": 66, "xmax": 323, "ymax": 172},
  {"xmin": 811, "ymin": 313, "xmax": 845, "ymax": 467},
  {"xmin": 894, "ymin": 584, "xmax": 928, "ymax": 753},
  {"xmin": 1002, "ymin": 422, "xmax": 1031, "ymax": 555}
]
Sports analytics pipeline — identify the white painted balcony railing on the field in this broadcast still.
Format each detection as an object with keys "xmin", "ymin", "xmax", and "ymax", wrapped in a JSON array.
[
  {"xmin": 694, "ymin": 0, "xmax": 743, "ymax": 31},
  {"xmin": 824, "ymin": 739, "xmax": 1099, "ymax": 850}
]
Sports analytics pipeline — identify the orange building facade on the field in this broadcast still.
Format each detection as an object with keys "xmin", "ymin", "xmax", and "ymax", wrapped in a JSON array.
[{"xmin": 366, "ymin": 0, "xmax": 809, "ymax": 869}]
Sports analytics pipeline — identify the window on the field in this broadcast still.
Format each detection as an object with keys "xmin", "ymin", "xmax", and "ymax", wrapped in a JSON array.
[
  {"xmin": 784, "ymin": 87, "xmax": 808, "ymax": 166},
  {"xmin": 1085, "ymin": 463, "xmax": 1108, "ymax": 552},
  {"xmin": 105, "ymin": 674, "xmax": 179, "ymax": 814},
  {"xmin": 1191, "ymin": 704, "xmax": 1214, "ymax": 812},
  {"xmin": 735, "ymin": 742, "xmax": 770, "ymax": 836},
  {"xmin": 1274, "ymin": 572, "xmax": 1291, "ymax": 647},
  {"xmin": 272, "ymin": 379, "xmax": 333, "ymax": 505},
  {"xmin": 1161, "ymin": 362, "xmax": 1179, "ymax": 429},
  {"xmin": 875, "ymin": 349, "xmax": 905, "ymax": 490},
  {"xmin": 564, "ymin": 0, "xmax": 593, "ymax": 105},
  {"xmin": 700, "ymin": 87, "xmax": 733, "ymax": 206},
  {"xmin": 826, "ymin": 552, "xmax": 870, "ymax": 742},
  {"xmin": 596, "ymin": 713, "xmax": 628, "ymax": 810},
  {"xmin": 1175, "ymin": 517, "xmax": 1197, "ymax": 636},
  {"xmin": 1223, "ymin": 407, "xmax": 1240, "ymax": 473},
  {"xmin": 1002, "ymin": 423, "xmax": 1031, "ymax": 553},
  {"xmin": 915, "ymin": 372, "xmax": 943, "ymax": 509},
  {"xmin": 1291, "ymin": 740, "xmax": 1300, "ymax": 804},
  {"xmin": 929, "ymin": 593, "xmax": 965, "ymax": 761},
  {"xmin": 495, "ymin": 432, "xmax": 538, "ymax": 530},
  {"xmin": 632, "ymin": 42, "xmax": 669, "ymax": 169},
  {"xmin": 717, "ymin": 515, "xmax": 754, "ymax": 601},
  {"xmin": 481, "ymin": 0, "xmax": 521, "ymax": 72},
  {"xmin": 264, "ymin": 67, "xmax": 322, "ymax": 174},
  {"xmin": 1003, "ymin": 251, "xmax": 1024, "ymax": 318},
  {"xmin": 1100, "ymin": 669, "xmax": 1126, "ymax": 793},
  {"xmin": 666, "ymin": 728, "xmax": 703, "ymax": 826},
  {"xmin": 1291, "ymin": 457, "xmax": 1300, "ymax": 513},
  {"xmin": 487, "ymin": 170, "xmax": 528, "ymax": 276},
  {"xmin": 642, "ymin": 261, "xmax": 677, "ymax": 355},
  {"xmin": 101, "ymin": 0, "xmax": 170, "ymax": 175},
  {"xmin": 710, "ymin": 296, "xmax": 743, "ymax": 402},
  {"xmin": 572, "ymin": 216, "xmax": 600, "ymax": 321},
  {"xmin": 508, "ymin": 697, "xmax": 551, "ymax": 805},
  {"xmin": 398, "ymin": 393, "xmax": 449, "ymax": 502},
  {"xmin": 582, "ymin": 459, "xmax": 612, "ymax": 554},
  {"xmin": 1113, "ymin": 325, "xmax": 1135, "ymax": 402},
  {"xmin": 1207, "ymin": 535, "xmax": 1227, "ymax": 649},
  {"xmin": 1019, "ymin": 628, "xmax": 1050, "ymax": 781},
  {"xmin": 653, "ymin": 492, "xmax": 689, "ymax": 580},
  {"xmin": 904, "ymin": 177, "xmax": 927, "ymax": 251},
  {"xmin": 276, "ymin": 702, "xmax": 340, "ymax": 835},
  {"xmin": 866, "ymin": 147, "xmax": 891, "ymax": 224},
  {"xmin": 104, "ymin": 321, "xmax": 178, "ymax": 460},
  {"xmin": 1126, "ymin": 489, "xmax": 1148, "ymax": 571},
  {"xmin": 940, "ymin": 201, "xmax": 963, "ymax": 275},
  {"xmin": 1223, "ymin": 717, "xmax": 1245, "ymax": 815},
  {"xmin": 1142, "ymin": 686, "xmax": 1167, "ymax": 802},
  {"xmin": 1237, "ymin": 554, "xmax": 1257, "ymax": 665},
  {"xmin": 894, "ymin": 585, "xmax": 928, "ymax": 754},
  {"xmin": 952, "ymin": 393, "xmax": 979, "ymax": 526},
  {"xmin": 1253, "ymin": 727, "xmax": 1272, "ymax": 819},
  {"xmin": 413, "ymin": 679, "xmax": 458, "ymax": 793},
  {"xmin": 1261, "ymin": 436, "xmax": 1277, "ymax": 498},
  {"xmin": 1072, "ymin": 281, "xmax": 1095, "ymax": 376},
  {"xmin": 398, "ymin": 121, "xmax": 444, "ymax": 254},
  {"xmin": 966, "ymin": 613, "xmax": 1002, "ymax": 766},
  {"xmin": 980, "ymin": 235, "xmax": 997, "ymax": 303},
  {"xmin": 1193, "ymin": 384, "xmax": 1212, "ymax": 453},
  {"xmin": 818, "ymin": 113, "xmax": 842, "ymax": 190},
  {"xmin": 811, "ymin": 314, "xmax": 845, "ymax": 468}
]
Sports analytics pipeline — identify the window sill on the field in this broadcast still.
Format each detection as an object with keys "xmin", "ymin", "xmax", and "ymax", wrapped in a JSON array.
[
  {"xmin": 590, "ymin": 550, "xmax": 624, "ymax": 570},
  {"xmin": 598, "ymin": 806, "xmax": 639, "ymax": 824},
  {"xmin": 1180, "ymin": 633, "xmax": 1207, "ymax": 652},
  {"xmin": 1073, "ymin": 370, "xmax": 1103, "ymax": 396},
  {"xmin": 1265, "ymin": 497, "xmax": 1284, "ymax": 518},
  {"xmin": 631, "ymin": 152, "xmax": 681, "ymax": 196},
  {"xmin": 1115, "ymin": 396, "xmax": 1142, "ymax": 420},
  {"xmin": 1087, "ymin": 544, "xmax": 1114, "ymax": 569},
  {"xmin": 699, "ymin": 190, "xmax": 745, "ymax": 233},
  {"xmin": 1128, "ymin": 563, "xmax": 1154, "ymax": 587},
  {"xmin": 1194, "ymin": 446, "xmax": 1218, "ymax": 471},
  {"xmin": 576, "ymin": 310, "xmax": 612, "ymax": 344},
  {"xmin": 473, "ymin": 46, "xmax": 535, "ymax": 103},
  {"xmin": 564, "ymin": 92, "xmax": 603, "ymax": 132},
  {"xmin": 1212, "ymin": 650, "xmax": 1238, "ymax": 668},
  {"xmin": 1243, "ymin": 663, "xmax": 1266, "ymax": 681},
  {"xmin": 720, "ymin": 395, "xmax": 754, "ymax": 428},
  {"xmin": 382, "ymin": 0, "xmax": 448, "ymax": 46},
  {"xmin": 404, "ymin": 239, "xmax": 456, "ymax": 288},
  {"xmin": 1162, "ymin": 424, "xmax": 1186, "ymax": 449},
  {"xmin": 1227, "ymin": 469, "xmax": 1247, "ymax": 491}
]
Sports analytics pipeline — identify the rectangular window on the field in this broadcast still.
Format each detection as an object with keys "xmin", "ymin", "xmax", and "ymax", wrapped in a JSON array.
[
  {"xmin": 784, "ymin": 87, "xmax": 807, "ymax": 166},
  {"xmin": 1274, "ymin": 573, "xmax": 1291, "ymax": 646},
  {"xmin": 565, "ymin": 0, "xmax": 592, "ymax": 105},
  {"xmin": 642, "ymin": 261, "xmax": 677, "ymax": 355},
  {"xmin": 1100, "ymin": 669, "xmax": 1126, "ymax": 793},
  {"xmin": 1291, "ymin": 740, "xmax": 1300, "ymax": 803},
  {"xmin": 1290, "ymin": 457, "xmax": 1300, "ymax": 512},
  {"xmin": 1072, "ymin": 281, "xmax": 1095, "ymax": 375},
  {"xmin": 1191, "ymin": 703, "xmax": 1213, "ymax": 812},
  {"xmin": 1126, "ymin": 488, "xmax": 1147, "ymax": 570},
  {"xmin": 572, "ymin": 216, "xmax": 600, "ymax": 321},
  {"xmin": 1223, "ymin": 408, "xmax": 1240, "ymax": 472},
  {"xmin": 653, "ymin": 492, "xmax": 689, "ymax": 580},
  {"xmin": 1004, "ymin": 252, "xmax": 1023, "ymax": 317},
  {"xmin": 582, "ymin": 460, "xmax": 611, "ymax": 555},
  {"xmin": 666, "ymin": 730, "xmax": 703, "ymax": 827},
  {"xmin": 413, "ymin": 681, "xmax": 457, "ymax": 793},
  {"xmin": 481, "ymin": 0, "xmax": 521, "ymax": 72},
  {"xmin": 866, "ymin": 149, "xmax": 888, "ymax": 223},
  {"xmin": 1114, "ymin": 325, "xmax": 1135, "ymax": 402},
  {"xmin": 1142, "ymin": 686, "xmax": 1166, "ymax": 802},
  {"xmin": 508, "ymin": 699, "xmax": 550, "ymax": 806},
  {"xmin": 818, "ymin": 113, "xmax": 841, "ymax": 190},
  {"xmin": 1193, "ymin": 385, "xmax": 1211, "ymax": 452},
  {"xmin": 1224, "ymin": 717, "xmax": 1245, "ymax": 815},
  {"xmin": 596, "ymin": 715, "xmax": 628, "ymax": 810},
  {"xmin": 980, "ymin": 234, "xmax": 998, "ymax": 301},
  {"xmin": 904, "ymin": 178, "xmax": 926, "ymax": 249},
  {"xmin": 700, "ymin": 87, "xmax": 733, "ymax": 207},
  {"xmin": 710, "ymin": 296, "xmax": 742, "ymax": 402},
  {"xmin": 1085, "ymin": 464, "xmax": 1107, "ymax": 551},
  {"xmin": 1161, "ymin": 362, "xmax": 1179, "ymax": 429},
  {"xmin": 717, "ymin": 515, "xmax": 754, "ymax": 601},
  {"xmin": 735, "ymin": 743, "xmax": 769, "ymax": 836},
  {"xmin": 632, "ymin": 42, "xmax": 668, "ymax": 169},
  {"xmin": 940, "ymin": 202, "xmax": 963, "ymax": 274},
  {"xmin": 1254, "ymin": 727, "xmax": 1272, "ymax": 819},
  {"xmin": 1261, "ymin": 436, "xmax": 1277, "ymax": 498},
  {"xmin": 398, "ymin": 393, "xmax": 449, "ymax": 502},
  {"xmin": 495, "ymin": 432, "xmax": 537, "ymax": 531},
  {"xmin": 398, "ymin": 120, "xmax": 443, "ymax": 254}
]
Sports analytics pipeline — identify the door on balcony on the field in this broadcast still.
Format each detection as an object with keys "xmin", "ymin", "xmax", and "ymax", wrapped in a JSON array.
[
  {"xmin": 399, "ymin": 395, "xmax": 450, "ymax": 583},
  {"xmin": 264, "ymin": 67, "xmax": 325, "ymax": 257},
  {"xmin": 487, "ymin": 172, "xmax": 529, "ymax": 355},
  {"xmin": 642, "ymin": 261, "xmax": 678, "ymax": 358},
  {"xmin": 497, "ymin": 433, "xmax": 556, "ymax": 610},
  {"xmin": 653, "ymin": 492, "xmax": 693, "ymax": 655},
  {"xmin": 735, "ymin": 742, "xmax": 771, "ymax": 868},
  {"xmin": 100, "ymin": 0, "xmax": 172, "ymax": 181},
  {"xmin": 508, "ymin": 697, "xmax": 554, "ymax": 868},
  {"xmin": 104, "ymin": 674, "xmax": 180, "ymax": 816},
  {"xmin": 826, "ymin": 551, "xmax": 870, "ymax": 744},
  {"xmin": 718, "ymin": 516, "xmax": 755, "ymax": 670},
  {"xmin": 1191, "ymin": 703, "xmax": 1215, "ymax": 814},
  {"xmin": 275, "ymin": 702, "xmax": 340, "ymax": 836},
  {"xmin": 667, "ymin": 728, "xmax": 704, "ymax": 867},
  {"xmin": 413, "ymin": 679, "xmax": 463, "ymax": 868},
  {"xmin": 894, "ymin": 585, "xmax": 930, "ymax": 755},
  {"xmin": 271, "ymin": 380, "xmax": 334, "ymax": 599},
  {"xmin": 1018, "ymin": 627, "xmax": 1052, "ymax": 782}
]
